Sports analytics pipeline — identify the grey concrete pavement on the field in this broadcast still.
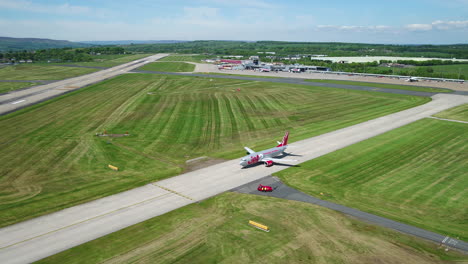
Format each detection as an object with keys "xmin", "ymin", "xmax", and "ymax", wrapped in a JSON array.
[
  {"xmin": 233, "ymin": 176, "xmax": 468, "ymax": 252},
  {"xmin": 0, "ymin": 54, "xmax": 168, "ymax": 116},
  {"xmin": 0, "ymin": 93, "xmax": 467, "ymax": 263}
]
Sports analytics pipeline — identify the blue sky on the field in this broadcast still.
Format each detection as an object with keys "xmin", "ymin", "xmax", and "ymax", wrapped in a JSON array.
[{"xmin": 0, "ymin": 0, "xmax": 467, "ymax": 44}]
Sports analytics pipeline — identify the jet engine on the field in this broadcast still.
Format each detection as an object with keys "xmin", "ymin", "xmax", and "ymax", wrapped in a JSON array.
[{"xmin": 264, "ymin": 160, "xmax": 274, "ymax": 167}]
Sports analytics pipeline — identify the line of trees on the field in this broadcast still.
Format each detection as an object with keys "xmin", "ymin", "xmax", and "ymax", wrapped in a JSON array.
[
  {"xmin": 124, "ymin": 41, "xmax": 468, "ymax": 59},
  {"xmin": 0, "ymin": 47, "xmax": 126, "ymax": 63}
]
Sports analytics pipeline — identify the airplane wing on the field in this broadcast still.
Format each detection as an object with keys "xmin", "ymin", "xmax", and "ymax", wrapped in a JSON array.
[
  {"xmin": 244, "ymin": 147, "xmax": 256, "ymax": 154},
  {"xmin": 262, "ymin": 158, "xmax": 297, "ymax": 163}
]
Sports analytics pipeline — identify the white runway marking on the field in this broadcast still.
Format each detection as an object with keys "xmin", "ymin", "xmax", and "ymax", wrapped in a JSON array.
[
  {"xmin": 429, "ymin": 116, "xmax": 468, "ymax": 124},
  {"xmin": 11, "ymin": 100, "xmax": 25, "ymax": 105}
]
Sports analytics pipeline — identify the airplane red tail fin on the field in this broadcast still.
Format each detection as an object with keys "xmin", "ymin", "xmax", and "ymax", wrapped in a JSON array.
[{"xmin": 276, "ymin": 131, "xmax": 289, "ymax": 147}]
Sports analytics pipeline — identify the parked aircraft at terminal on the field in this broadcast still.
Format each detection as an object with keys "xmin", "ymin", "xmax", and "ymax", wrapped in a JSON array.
[{"xmin": 240, "ymin": 131, "xmax": 296, "ymax": 167}]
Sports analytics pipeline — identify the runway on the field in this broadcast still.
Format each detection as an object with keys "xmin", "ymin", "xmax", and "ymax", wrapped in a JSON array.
[
  {"xmin": 0, "ymin": 54, "xmax": 169, "ymax": 116},
  {"xmin": 0, "ymin": 93, "xmax": 467, "ymax": 263}
]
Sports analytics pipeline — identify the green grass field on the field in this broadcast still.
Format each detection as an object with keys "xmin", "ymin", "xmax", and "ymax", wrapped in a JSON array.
[
  {"xmin": 139, "ymin": 61, "xmax": 195, "ymax": 72},
  {"xmin": 0, "ymin": 81, "xmax": 38, "ymax": 94},
  {"xmin": 275, "ymin": 118, "xmax": 467, "ymax": 241},
  {"xmin": 60, "ymin": 53, "xmax": 153, "ymax": 67},
  {"xmin": 306, "ymin": 79, "xmax": 452, "ymax": 93},
  {"xmin": 0, "ymin": 73, "xmax": 429, "ymax": 227},
  {"xmin": 0, "ymin": 64, "xmax": 98, "ymax": 80},
  {"xmin": 158, "ymin": 54, "xmax": 212, "ymax": 63},
  {"xmin": 38, "ymin": 192, "xmax": 466, "ymax": 264},
  {"xmin": 392, "ymin": 64, "xmax": 468, "ymax": 80},
  {"xmin": 428, "ymin": 64, "xmax": 468, "ymax": 78},
  {"xmin": 433, "ymin": 104, "xmax": 468, "ymax": 122}
]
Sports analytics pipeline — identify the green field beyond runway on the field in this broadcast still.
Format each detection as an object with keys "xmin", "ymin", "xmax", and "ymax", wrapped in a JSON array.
[
  {"xmin": 58, "ymin": 53, "xmax": 153, "ymax": 68},
  {"xmin": 306, "ymin": 79, "xmax": 451, "ymax": 93},
  {"xmin": 0, "ymin": 64, "xmax": 98, "ymax": 80},
  {"xmin": 275, "ymin": 118, "xmax": 467, "ymax": 241},
  {"xmin": 37, "ymin": 193, "xmax": 466, "ymax": 264},
  {"xmin": 0, "ymin": 73, "xmax": 429, "ymax": 227},
  {"xmin": 158, "ymin": 54, "xmax": 212, "ymax": 63},
  {"xmin": 0, "ymin": 81, "xmax": 38, "ymax": 94},
  {"xmin": 139, "ymin": 61, "xmax": 195, "ymax": 72},
  {"xmin": 433, "ymin": 104, "xmax": 468, "ymax": 122}
]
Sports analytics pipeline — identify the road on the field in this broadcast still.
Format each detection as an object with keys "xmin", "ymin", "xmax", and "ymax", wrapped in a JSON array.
[
  {"xmin": 233, "ymin": 176, "xmax": 468, "ymax": 252},
  {"xmin": 0, "ymin": 93, "xmax": 467, "ymax": 263},
  {"xmin": 0, "ymin": 54, "xmax": 168, "ymax": 116}
]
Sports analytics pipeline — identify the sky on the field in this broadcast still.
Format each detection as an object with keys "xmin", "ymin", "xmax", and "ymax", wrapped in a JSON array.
[{"xmin": 0, "ymin": 0, "xmax": 467, "ymax": 44}]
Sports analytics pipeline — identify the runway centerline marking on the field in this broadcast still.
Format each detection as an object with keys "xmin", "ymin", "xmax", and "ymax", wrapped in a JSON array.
[
  {"xmin": 0, "ymin": 192, "xmax": 172, "ymax": 250},
  {"xmin": 11, "ymin": 100, "xmax": 26, "ymax": 105},
  {"xmin": 152, "ymin": 183, "xmax": 196, "ymax": 201}
]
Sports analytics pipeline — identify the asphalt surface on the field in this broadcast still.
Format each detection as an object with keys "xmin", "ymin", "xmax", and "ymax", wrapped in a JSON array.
[
  {"xmin": 232, "ymin": 176, "xmax": 468, "ymax": 252},
  {"xmin": 0, "ymin": 54, "xmax": 168, "ymax": 116},
  {"xmin": 0, "ymin": 93, "xmax": 466, "ymax": 263}
]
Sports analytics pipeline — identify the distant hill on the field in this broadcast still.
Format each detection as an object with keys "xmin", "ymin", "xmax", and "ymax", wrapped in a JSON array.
[
  {"xmin": 0, "ymin": 37, "xmax": 92, "ymax": 52},
  {"xmin": 80, "ymin": 40, "xmax": 187, "ymax": 45}
]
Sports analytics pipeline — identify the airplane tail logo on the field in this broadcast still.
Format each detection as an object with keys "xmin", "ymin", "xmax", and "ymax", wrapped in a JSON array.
[{"xmin": 276, "ymin": 131, "xmax": 289, "ymax": 147}]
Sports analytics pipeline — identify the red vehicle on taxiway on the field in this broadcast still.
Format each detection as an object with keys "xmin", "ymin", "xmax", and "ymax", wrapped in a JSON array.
[{"xmin": 257, "ymin": 184, "xmax": 273, "ymax": 192}]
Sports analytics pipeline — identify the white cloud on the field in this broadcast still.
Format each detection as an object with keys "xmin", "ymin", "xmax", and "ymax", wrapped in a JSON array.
[
  {"xmin": 404, "ymin": 23, "xmax": 433, "ymax": 31},
  {"xmin": 432, "ymin": 20, "xmax": 468, "ymax": 30},
  {"xmin": 404, "ymin": 20, "xmax": 468, "ymax": 31},
  {"xmin": 317, "ymin": 25, "xmax": 393, "ymax": 32}
]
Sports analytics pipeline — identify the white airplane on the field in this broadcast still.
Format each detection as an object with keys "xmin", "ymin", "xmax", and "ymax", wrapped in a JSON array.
[
  {"xmin": 240, "ymin": 131, "xmax": 297, "ymax": 167},
  {"xmin": 406, "ymin": 77, "xmax": 419, "ymax": 82}
]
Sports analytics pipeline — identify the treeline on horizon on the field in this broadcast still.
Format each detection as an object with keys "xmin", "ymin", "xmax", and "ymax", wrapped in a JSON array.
[
  {"xmin": 0, "ymin": 40, "xmax": 466, "ymax": 79},
  {"xmin": 123, "ymin": 40, "xmax": 468, "ymax": 59},
  {"xmin": 0, "ymin": 46, "xmax": 126, "ymax": 62}
]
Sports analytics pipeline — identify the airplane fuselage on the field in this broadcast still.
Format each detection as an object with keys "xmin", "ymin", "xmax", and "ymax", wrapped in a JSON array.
[{"xmin": 240, "ymin": 145, "xmax": 287, "ymax": 167}]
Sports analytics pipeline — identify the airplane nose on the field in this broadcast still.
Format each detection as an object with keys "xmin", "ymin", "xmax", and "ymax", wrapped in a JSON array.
[{"xmin": 240, "ymin": 161, "xmax": 246, "ymax": 166}]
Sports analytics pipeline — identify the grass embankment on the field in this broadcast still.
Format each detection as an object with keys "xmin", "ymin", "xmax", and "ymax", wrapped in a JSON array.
[
  {"xmin": 392, "ymin": 64, "xmax": 468, "ymax": 80},
  {"xmin": 139, "ymin": 61, "xmax": 195, "ymax": 72},
  {"xmin": 276, "ymin": 118, "xmax": 467, "ymax": 241},
  {"xmin": 158, "ymin": 54, "xmax": 212, "ymax": 63},
  {"xmin": 433, "ymin": 104, "xmax": 468, "ymax": 122},
  {"xmin": 429, "ymin": 64, "xmax": 468, "ymax": 79},
  {"xmin": 59, "ymin": 53, "xmax": 153, "ymax": 68},
  {"xmin": 0, "ymin": 73, "xmax": 429, "ymax": 227},
  {"xmin": 306, "ymin": 79, "xmax": 452, "ymax": 93},
  {"xmin": 0, "ymin": 82, "xmax": 38, "ymax": 94},
  {"xmin": 0, "ymin": 64, "xmax": 98, "ymax": 80},
  {"xmin": 38, "ymin": 193, "xmax": 466, "ymax": 264}
]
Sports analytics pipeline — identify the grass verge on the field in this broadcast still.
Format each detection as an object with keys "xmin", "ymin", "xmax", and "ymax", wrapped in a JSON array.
[
  {"xmin": 0, "ymin": 64, "xmax": 98, "ymax": 80},
  {"xmin": 37, "ymin": 192, "xmax": 466, "ymax": 264},
  {"xmin": 58, "ymin": 53, "xmax": 153, "ymax": 68},
  {"xmin": 306, "ymin": 79, "xmax": 452, "ymax": 93},
  {"xmin": 275, "ymin": 118, "xmax": 467, "ymax": 241},
  {"xmin": 0, "ymin": 81, "xmax": 38, "ymax": 94},
  {"xmin": 139, "ymin": 62, "xmax": 195, "ymax": 72},
  {"xmin": 158, "ymin": 54, "xmax": 212, "ymax": 63},
  {"xmin": 433, "ymin": 104, "xmax": 468, "ymax": 122}
]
